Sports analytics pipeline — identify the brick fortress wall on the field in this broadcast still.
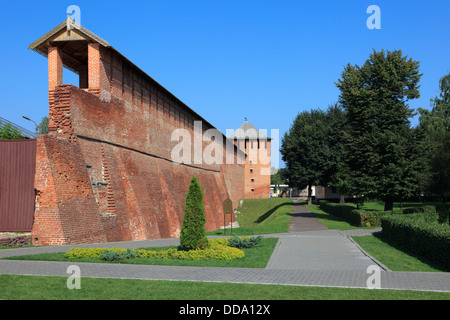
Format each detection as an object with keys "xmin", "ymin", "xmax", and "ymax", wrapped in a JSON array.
[{"xmin": 32, "ymin": 43, "xmax": 245, "ymax": 245}]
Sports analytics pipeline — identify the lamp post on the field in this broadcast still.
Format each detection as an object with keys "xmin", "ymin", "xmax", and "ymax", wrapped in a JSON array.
[{"xmin": 22, "ymin": 115, "xmax": 38, "ymax": 136}]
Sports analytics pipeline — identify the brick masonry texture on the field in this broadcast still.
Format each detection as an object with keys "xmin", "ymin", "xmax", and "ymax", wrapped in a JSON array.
[{"xmin": 33, "ymin": 42, "xmax": 248, "ymax": 245}]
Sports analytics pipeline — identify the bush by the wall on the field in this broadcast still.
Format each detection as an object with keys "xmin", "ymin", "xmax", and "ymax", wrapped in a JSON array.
[
  {"xmin": 180, "ymin": 177, "xmax": 208, "ymax": 251},
  {"xmin": 381, "ymin": 214, "xmax": 450, "ymax": 269}
]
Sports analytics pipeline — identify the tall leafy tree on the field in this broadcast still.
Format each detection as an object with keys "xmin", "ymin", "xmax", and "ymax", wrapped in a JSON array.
[
  {"xmin": 322, "ymin": 104, "xmax": 350, "ymax": 203},
  {"xmin": 336, "ymin": 49, "xmax": 422, "ymax": 211},
  {"xmin": 281, "ymin": 109, "xmax": 331, "ymax": 204},
  {"xmin": 419, "ymin": 72, "xmax": 450, "ymax": 201}
]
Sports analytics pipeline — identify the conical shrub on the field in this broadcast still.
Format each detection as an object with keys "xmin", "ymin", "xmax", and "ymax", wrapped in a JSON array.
[{"xmin": 179, "ymin": 177, "xmax": 208, "ymax": 250}]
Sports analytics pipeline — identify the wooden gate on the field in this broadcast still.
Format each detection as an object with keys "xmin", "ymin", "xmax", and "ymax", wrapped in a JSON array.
[{"xmin": 0, "ymin": 139, "xmax": 36, "ymax": 231}]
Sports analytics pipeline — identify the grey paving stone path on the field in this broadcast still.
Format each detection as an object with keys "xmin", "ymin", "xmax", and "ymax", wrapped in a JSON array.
[
  {"xmin": 289, "ymin": 201, "xmax": 328, "ymax": 232},
  {"xmin": 0, "ymin": 203, "xmax": 449, "ymax": 293}
]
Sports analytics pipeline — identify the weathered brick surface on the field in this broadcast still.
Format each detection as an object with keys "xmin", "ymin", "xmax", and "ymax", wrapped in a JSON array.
[
  {"xmin": 33, "ymin": 135, "xmax": 107, "ymax": 246},
  {"xmin": 0, "ymin": 235, "xmax": 31, "ymax": 247},
  {"xmin": 33, "ymin": 43, "xmax": 246, "ymax": 245}
]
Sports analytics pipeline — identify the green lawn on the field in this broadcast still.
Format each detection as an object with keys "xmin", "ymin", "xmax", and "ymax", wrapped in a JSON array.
[
  {"xmin": 352, "ymin": 234, "xmax": 450, "ymax": 272},
  {"xmin": 207, "ymin": 198, "xmax": 294, "ymax": 236},
  {"xmin": 1, "ymin": 274, "xmax": 449, "ymax": 300}
]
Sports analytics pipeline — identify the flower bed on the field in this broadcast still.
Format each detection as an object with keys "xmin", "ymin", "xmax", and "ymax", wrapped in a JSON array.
[{"xmin": 63, "ymin": 237, "xmax": 262, "ymax": 261}]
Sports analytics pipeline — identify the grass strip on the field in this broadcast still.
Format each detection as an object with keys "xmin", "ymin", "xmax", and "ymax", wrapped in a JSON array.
[
  {"xmin": 0, "ymin": 274, "xmax": 449, "ymax": 300},
  {"xmin": 352, "ymin": 234, "xmax": 450, "ymax": 272}
]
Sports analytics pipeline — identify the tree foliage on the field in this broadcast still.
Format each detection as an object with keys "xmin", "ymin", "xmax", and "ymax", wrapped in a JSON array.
[
  {"xmin": 335, "ymin": 49, "xmax": 423, "ymax": 210},
  {"xmin": 280, "ymin": 104, "xmax": 346, "ymax": 203},
  {"xmin": 270, "ymin": 167, "xmax": 288, "ymax": 185},
  {"xmin": 419, "ymin": 72, "xmax": 450, "ymax": 201},
  {"xmin": 179, "ymin": 177, "xmax": 208, "ymax": 251},
  {"xmin": 38, "ymin": 116, "xmax": 49, "ymax": 135},
  {"xmin": 0, "ymin": 123, "xmax": 24, "ymax": 139},
  {"xmin": 280, "ymin": 108, "xmax": 329, "ymax": 203}
]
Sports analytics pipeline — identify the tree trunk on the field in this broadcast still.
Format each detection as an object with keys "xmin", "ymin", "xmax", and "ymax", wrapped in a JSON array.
[
  {"xmin": 339, "ymin": 194, "xmax": 345, "ymax": 204},
  {"xmin": 384, "ymin": 198, "xmax": 394, "ymax": 211},
  {"xmin": 307, "ymin": 185, "xmax": 312, "ymax": 205}
]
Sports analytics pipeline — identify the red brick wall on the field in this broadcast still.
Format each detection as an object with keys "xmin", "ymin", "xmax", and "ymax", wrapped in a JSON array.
[
  {"xmin": 33, "ymin": 135, "xmax": 107, "ymax": 245},
  {"xmin": 33, "ymin": 44, "xmax": 245, "ymax": 245}
]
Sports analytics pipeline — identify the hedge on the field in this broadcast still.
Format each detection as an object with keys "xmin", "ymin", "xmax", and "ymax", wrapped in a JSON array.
[
  {"xmin": 318, "ymin": 201, "xmax": 396, "ymax": 227},
  {"xmin": 318, "ymin": 200, "xmax": 439, "ymax": 228},
  {"xmin": 436, "ymin": 204, "xmax": 450, "ymax": 225},
  {"xmin": 380, "ymin": 213, "xmax": 450, "ymax": 269}
]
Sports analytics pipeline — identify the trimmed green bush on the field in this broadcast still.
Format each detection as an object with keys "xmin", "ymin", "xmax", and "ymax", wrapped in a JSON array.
[
  {"xmin": 180, "ymin": 177, "xmax": 208, "ymax": 251},
  {"xmin": 319, "ymin": 200, "xmax": 440, "ymax": 227},
  {"xmin": 228, "ymin": 236, "xmax": 262, "ymax": 248},
  {"xmin": 381, "ymin": 213, "xmax": 450, "ymax": 269},
  {"xmin": 437, "ymin": 204, "xmax": 450, "ymax": 225},
  {"xmin": 64, "ymin": 247, "xmax": 129, "ymax": 259},
  {"xmin": 100, "ymin": 249, "xmax": 138, "ymax": 261},
  {"xmin": 402, "ymin": 205, "xmax": 436, "ymax": 215},
  {"xmin": 319, "ymin": 201, "xmax": 392, "ymax": 227}
]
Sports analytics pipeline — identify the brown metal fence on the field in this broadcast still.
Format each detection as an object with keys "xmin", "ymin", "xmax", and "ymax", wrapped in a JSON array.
[{"xmin": 0, "ymin": 139, "xmax": 36, "ymax": 231}]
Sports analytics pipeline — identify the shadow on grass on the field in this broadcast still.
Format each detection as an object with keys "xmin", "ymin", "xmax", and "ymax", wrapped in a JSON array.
[
  {"xmin": 312, "ymin": 209, "xmax": 362, "ymax": 228},
  {"xmin": 253, "ymin": 202, "xmax": 293, "ymax": 224},
  {"xmin": 373, "ymin": 232, "xmax": 450, "ymax": 272}
]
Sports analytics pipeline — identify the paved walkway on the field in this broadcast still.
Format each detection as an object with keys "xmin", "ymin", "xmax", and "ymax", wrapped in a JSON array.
[
  {"xmin": 289, "ymin": 201, "xmax": 328, "ymax": 232},
  {"xmin": 0, "ymin": 204, "xmax": 449, "ymax": 293}
]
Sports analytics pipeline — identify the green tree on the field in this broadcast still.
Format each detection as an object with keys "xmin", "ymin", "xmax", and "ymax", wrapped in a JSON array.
[
  {"xmin": 336, "ymin": 49, "xmax": 423, "ymax": 211},
  {"xmin": 322, "ymin": 104, "xmax": 350, "ymax": 203},
  {"xmin": 271, "ymin": 167, "xmax": 289, "ymax": 197},
  {"xmin": 270, "ymin": 167, "xmax": 288, "ymax": 185},
  {"xmin": 419, "ymin": 72, "xmax": 450, "ymax": 201},
  {"xmin": 179, "ymin": 177, "xmax": 208, "ymax": 250},
  {"xmin": 280, "ymin": 109, "xmax": 332, "ymax": 204},
  {"xmin": 37, "ymin": 116, "xmax": 49, "ymax": 135},
  {"xmin": 0, "ymin": 123, "xmax": 24, "ymax": 139}
]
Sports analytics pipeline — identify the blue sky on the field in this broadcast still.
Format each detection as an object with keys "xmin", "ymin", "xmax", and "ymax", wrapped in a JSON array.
[{"xmin": 1, "ymin": 1, "xmax": 449, "ymax": 168}]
